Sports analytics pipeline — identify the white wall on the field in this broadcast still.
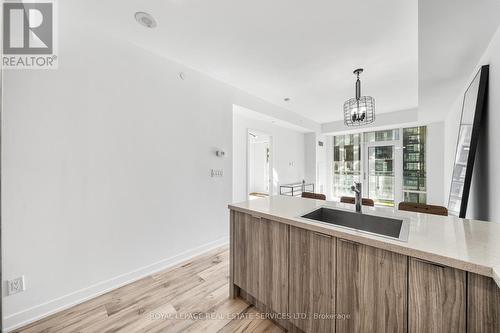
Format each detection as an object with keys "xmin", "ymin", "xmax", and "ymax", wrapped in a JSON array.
[
  {"xmin": 444, "ymin": 25, "xmax": 500, "ymax": 222},
  {"xmin": 321, "ymin": 108, "xmax": 419, "ymax": 134},
  {"xmin": 304, "ymin": 133, "xmax": 328, "ymax": 196},
  {"xmin": 426, "ymin": 122, "xmax": 445, "ymax": 205},
  {"xmin": 1, "ymin": 22, "xmax": 306, "ymax": 330},
  {"xmin": 304, "ymin": 133, "xmax": 317, "ymax": 185},
  {"xmin": 316, "ymin": 135, "xmax": 328, "ymax": 195},
  {"xmin": 233, "ymin": 111, "xmax": 305, "ymax": 202}
]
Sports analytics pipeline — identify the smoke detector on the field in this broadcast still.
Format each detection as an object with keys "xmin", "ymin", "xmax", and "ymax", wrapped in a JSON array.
[{"xmin": 135, "ymin": 12, "xmax": 157, "ymax": 28}]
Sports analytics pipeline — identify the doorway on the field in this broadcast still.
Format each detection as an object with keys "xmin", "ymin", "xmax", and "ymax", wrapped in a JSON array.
[
  {"xmin": 363, "ymin": 139, "xmax": 403, "ymax": 207},
  {"xmin": 247, "ymin": 130, "xmax": 272, "ymax": 200}
]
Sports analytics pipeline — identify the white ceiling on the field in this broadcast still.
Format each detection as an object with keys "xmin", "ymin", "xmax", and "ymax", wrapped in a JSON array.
[
  {"xmin": 67, "ymin": 0, "xmax": 418, "ymax": 124},
  {"xmin": 419, "ymin": 0, "xmax": 500, "ymax": 123},
  {"xmin": 234, "ymin": 105, "xmax": 311, "ymax": 133}
]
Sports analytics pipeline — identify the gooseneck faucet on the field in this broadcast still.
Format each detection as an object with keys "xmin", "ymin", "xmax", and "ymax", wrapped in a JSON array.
[{"xmin": 351, "ymin": 182, "xmax": 362, "ymax": 213}]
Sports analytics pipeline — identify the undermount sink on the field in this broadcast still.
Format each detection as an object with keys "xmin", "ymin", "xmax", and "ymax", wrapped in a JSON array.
[{"xmin": 300, "ymin": 207, "xmax": 409, "ymax": 242}]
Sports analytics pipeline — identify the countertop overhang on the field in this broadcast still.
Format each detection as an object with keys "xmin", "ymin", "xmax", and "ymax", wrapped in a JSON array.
[{"xmin": 229, "ymin": 195, "xmax": 500, "ymax": 288}]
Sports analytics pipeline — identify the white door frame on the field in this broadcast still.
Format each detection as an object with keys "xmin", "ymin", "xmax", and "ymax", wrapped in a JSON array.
[{"xmin": 246, "ymin": 129, "xmax": 273, "ymax": 199}]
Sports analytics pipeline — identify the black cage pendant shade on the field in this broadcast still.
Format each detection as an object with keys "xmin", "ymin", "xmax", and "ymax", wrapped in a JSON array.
[{"xmin": 343, "ymin": 68, "xmax": 375, "ymax": 127}]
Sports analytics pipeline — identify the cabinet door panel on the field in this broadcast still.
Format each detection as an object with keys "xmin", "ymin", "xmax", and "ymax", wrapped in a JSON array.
[
  {"xmin": 260, "ymin": 218, "xmax": 289, "ymax": 314},
  {"xmin": 289, "ymin": 226, "xmax": 335, "ymax": 333},
  {"xmin": 336, "ymin": 239, "xmax": 407, "ymax": 333},
  {"xmin": 468, "ymin": 273, "xmax": 500, "ymax": 332},
  {"xmin": 233, "ymin": 212, "xmax": 261, "ymax": 297},
  {"xmin": 233, "ymin": 213, "xmax": 288, "ymax": 313},
  {"xmin": 408, "ymin": 258, "xmax": 466, "ymax": 333}
]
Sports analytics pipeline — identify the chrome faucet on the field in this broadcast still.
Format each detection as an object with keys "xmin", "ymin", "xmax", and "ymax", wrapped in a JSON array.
[{"xmin": 351, "ymin": 182, "xmax": 362, "ymax": 213}]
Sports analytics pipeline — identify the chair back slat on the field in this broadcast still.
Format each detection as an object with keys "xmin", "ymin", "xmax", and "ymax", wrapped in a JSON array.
[
  {"xmin": 398, "ymin": 202, "xmax": 448, "ymax": 216},
  {"xmin": 340, "ymin": 196, "xmax": 375, "ymax": 207},
  {"xmin": 301, "ymin": 192, "xmax": 326, "ymax": 200}
]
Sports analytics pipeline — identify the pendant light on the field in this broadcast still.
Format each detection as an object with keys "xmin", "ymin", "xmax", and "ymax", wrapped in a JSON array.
[{"xmin": 343, "ymin": 68, "xmax": 375, "ymax": 126}]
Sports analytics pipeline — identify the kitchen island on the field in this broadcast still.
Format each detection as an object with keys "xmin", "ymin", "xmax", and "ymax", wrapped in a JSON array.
[{"xmin": 228, "ymin": 195, "xmax": 500, "ymax": 333}]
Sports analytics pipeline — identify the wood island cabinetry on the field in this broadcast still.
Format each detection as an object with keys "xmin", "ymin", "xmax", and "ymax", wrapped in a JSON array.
[{"xmin": 230, "ymin": 209, "xmax": 500, "ymax": 333}]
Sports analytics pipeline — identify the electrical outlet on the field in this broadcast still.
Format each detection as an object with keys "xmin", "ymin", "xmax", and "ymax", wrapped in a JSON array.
[{"xmin": 7, "ymin": 276, "xmax": 25, "ymax": 295}]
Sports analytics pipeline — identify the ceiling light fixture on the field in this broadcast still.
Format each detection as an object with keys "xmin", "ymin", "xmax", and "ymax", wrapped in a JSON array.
[
  {"xmin": 343, "ymin": 68, "xmax": 375, "ymax": 127},
  {"xmin": 135, "ymin": 12, "xmax": 157, "ymax": 28},
  {"xmin": 284, "ymin": 98, "xmax": 290, "ymax": 102}
]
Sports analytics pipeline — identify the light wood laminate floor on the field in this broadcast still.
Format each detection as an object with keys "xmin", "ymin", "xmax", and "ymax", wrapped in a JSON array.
[{"xmin": 13, "ymin": 246, "xmax": 284, "ymax": 333}]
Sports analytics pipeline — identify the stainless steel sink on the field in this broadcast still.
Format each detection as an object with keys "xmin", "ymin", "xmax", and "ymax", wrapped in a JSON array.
[{"xmin": 300, "ymin": 207, "xmax": 409, "ymax": 242}]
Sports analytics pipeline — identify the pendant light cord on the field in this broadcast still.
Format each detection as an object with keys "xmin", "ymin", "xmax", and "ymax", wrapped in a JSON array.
[{"xmin": 355, "ymin": 72, "xmax": 361, "ymax": 101}]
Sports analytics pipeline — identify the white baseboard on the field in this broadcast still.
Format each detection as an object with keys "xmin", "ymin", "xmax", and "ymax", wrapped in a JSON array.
[{"xmin": 3, "ymin": 237, "xmax": 229, "ymax": 332}]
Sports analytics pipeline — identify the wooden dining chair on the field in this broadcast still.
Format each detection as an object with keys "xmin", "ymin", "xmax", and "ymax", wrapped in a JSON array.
[
  {"xmin": 301, "ymin": 192, "xmax": 326, "ymax": 200},
  {"xmin": 398, "ymin": 202, "xmax": 448, "ymax": 216},
  {"xmin": 340, "ymin": 196, "xmax": 375, "ymax": 207}
]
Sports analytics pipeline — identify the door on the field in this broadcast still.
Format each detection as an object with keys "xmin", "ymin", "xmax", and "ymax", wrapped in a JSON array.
[
  {"xmin": 408, "ymin": 258, "xmax": 466, "ymax": 333},
  {"xmin": 247, "ymin": 130, "xmax": 272, "ymax": 200},
  {"xmin": 289, "ymin": 227, "xmax": 335, "ymax": 333},
  {"xmin": 365, "ymin": 144, "xmax": 399, "ymax": 206},
  {"xmin": 336, "ymin": 238, "xmax": 407, "ymax": 333}
]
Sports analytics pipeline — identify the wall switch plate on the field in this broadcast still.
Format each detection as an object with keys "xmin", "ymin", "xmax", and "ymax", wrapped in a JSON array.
[
  {"xmin": 211, "ymin": 169, "xmax": 224, "ymax": 177},
  {"xmin": 7, "ymin": 276, "xmax": 26, "ymax": 295}
]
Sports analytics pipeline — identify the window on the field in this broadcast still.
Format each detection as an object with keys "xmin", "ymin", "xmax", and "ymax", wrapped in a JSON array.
[
  {"xmin": 403, "ymin": 126, "xmax": 426, "ymax": 203},
  {"xmin": 331, "ymin": 126, "xmax": 427, "ymax": 205},
  {"xmin": 364, "ymin": 129, "xmax": 399, "ymax": 143}
]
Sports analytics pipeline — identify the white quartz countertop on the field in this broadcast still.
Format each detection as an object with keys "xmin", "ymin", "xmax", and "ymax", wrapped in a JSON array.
[{"xmin": 229, "ymin": 195, "xmax": 500, "ymax": 288}]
